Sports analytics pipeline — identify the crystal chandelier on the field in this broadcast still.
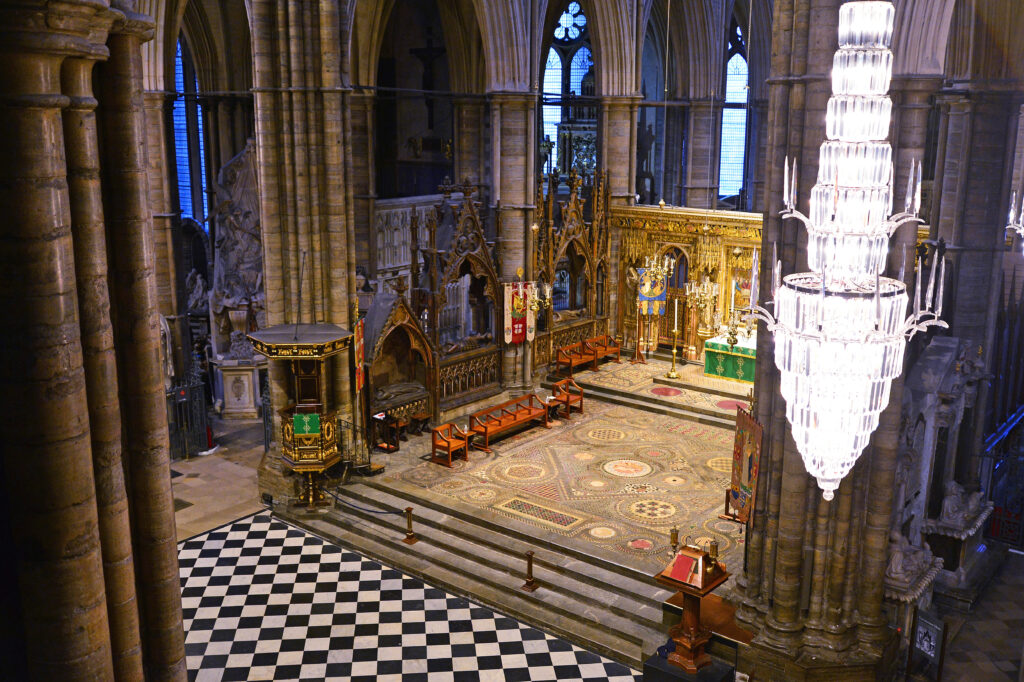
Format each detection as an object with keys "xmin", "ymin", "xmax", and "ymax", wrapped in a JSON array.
[{"xmin": 746, "ymin": 0, "xmax": 946, "ymax": 500}]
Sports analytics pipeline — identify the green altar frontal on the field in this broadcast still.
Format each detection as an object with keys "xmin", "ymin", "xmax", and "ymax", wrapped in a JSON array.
[{"xmin": 703, "ymin": 334, "xmax": 756, "ymax": 384}]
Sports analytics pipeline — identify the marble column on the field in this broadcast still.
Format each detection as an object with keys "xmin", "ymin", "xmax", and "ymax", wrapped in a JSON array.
[
  {"xmin": 98, "ymin": 7, "xmax": 186, "ymax": 678},
  {"xmin": 63, "ymin": 51, "xmax": 146, "ymax": 681},
  {"xmin": 0, "ymin": 2, "xmax": 116, "ymax": 678}
]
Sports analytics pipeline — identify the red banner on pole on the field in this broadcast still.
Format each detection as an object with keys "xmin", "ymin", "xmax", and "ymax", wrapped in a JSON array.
[
  {"xmin": 354, "ymin": 318, "xmax": 365, "ymax": 392},
  {"xmin": 510, "ymin": 286, "xmax": 527, "ymax": 344}
]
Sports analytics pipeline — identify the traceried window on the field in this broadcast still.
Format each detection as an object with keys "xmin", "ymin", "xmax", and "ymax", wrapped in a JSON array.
[
  {"xmin": 173, "ymin": 38, "xmax": 209, "ymax": 225},
  {"xmin": 541, "ymin": 2, "xmax": 596, "ymax": 179},
  {"xmin": 719, "ymin": 19, "xmax": 748, "ymax": 200}
]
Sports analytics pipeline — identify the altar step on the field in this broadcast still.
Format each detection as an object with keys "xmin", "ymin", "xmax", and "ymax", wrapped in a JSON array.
[
  {"xmin": 541, "ymin": 373, "xmax": 738, "ymax": 430},
  {"xmin": 278, "ymin": 479, "xmax": 742, "ymax": 670}
]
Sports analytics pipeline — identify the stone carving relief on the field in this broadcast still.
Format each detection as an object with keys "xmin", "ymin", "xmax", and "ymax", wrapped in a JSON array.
[
  {"xmin": 185, "ymin": 269, "xmax": 209, "ymax": 314},
  {"xmin": 210, "ymin": 139, "xmax": 264, "ymax": 356},
  {"xmin": 158, "ymin": 314, "xmax": 175, "ymax": 390}
]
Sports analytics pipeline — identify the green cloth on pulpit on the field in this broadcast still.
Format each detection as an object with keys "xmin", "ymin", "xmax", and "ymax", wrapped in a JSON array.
[{"xmin": 293, "ymin": 413, "xmax": 321, "ymax": 435}]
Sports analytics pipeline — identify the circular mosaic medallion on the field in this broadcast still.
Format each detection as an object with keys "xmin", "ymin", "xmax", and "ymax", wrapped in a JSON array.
[
  {"xmin": 587, "ymin": 479, "xmax": 608, "ymax": 489},
  {"xmin": 716, "ymin": 399, "xmax": 749, "ymax": 411},
  {"xmin": 462, "ymin": 487, "xmax": 498, "ymax": 503},
  {"xmin": 588, "ymin": 526, "xmax": 617, "ymax": 539},
  {"xmin": 587, "ymin": 427, "xmax": 626, "ymax": 441},
  {"xmin": 662, "ymin": 475, "xmax": 687, "ymax": 487},
  {"xmin": 627, "ymin": 538, "xmax": 655, "ymax": 551},
  {"xmin": 707, "ymin": 457, "xmax": 733, "ymax": 473},
  {"xmin": 602, "ymin": 459, "xmax": 653, "ymax": 478},
  {"xmin": 651, "ymin": 386, "xmax": 682, "ymax": 397},
  {"xmin": 712, "ymin": 518, "xmax": 739, "ymax": 533},
  {"xmin": 628, "ymin": 499, "xmax": 677, "ymax": 520}
]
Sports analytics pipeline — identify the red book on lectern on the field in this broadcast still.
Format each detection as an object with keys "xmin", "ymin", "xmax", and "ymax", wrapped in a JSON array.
[{"xmin": 663, "ymin": 553, "xmax": 697, "ymax": 583}]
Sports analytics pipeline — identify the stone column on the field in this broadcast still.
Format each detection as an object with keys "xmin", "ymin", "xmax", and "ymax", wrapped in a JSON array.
[
  {"xmin": 349, "ymin": 91, "xmax": 376, "ymax": 277},
  {"xmin": 600, "ymin": 96, "xmax": 640, "ymax": 206},
  {"xmin": 63, "ymin": 51, "xmax": 146, "ymax": 681},
  {"xmin": 454, "ymin": 96, "xmax": 487, "ymax": 189},
  {"xmin": 0, "ymin": 2, "xmax": 115, "ymax": 679},
  {"xmin": 250, "ymin": 0, "xmax": 354, "ymax": 447},
  {"xmin": 97, "ymin": 8, "xmax": 186, "ymax": 679},
  {"xmin": 685, "ymin": 100, "xmax": 720, "ymax": 208},
  {"xmin": 490, "ymin": 92, "xmax": 533, "ymax": 387}
]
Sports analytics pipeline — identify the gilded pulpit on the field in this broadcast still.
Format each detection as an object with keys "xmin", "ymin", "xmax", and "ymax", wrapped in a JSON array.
[{"xmin": 249, "ymin": 323, "xmax": 353, "ymax": 507}]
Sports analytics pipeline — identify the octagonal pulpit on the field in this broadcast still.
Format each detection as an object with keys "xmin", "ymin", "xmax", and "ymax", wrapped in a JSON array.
[{"xmin": 248, "ymin": 323, "xmax": 352, "ymax": 507}]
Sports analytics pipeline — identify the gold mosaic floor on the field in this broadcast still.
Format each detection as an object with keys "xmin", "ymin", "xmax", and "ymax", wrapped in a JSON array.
[{"xmin": 382, "ymin": 401, "xmax": 747, "ymax": 575}]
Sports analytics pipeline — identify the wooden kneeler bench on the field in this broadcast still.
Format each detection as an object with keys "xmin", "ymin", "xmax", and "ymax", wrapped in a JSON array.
[
  {"xmin": 431, "ymin": 423, "xmax": 470, "ymax": 467},
  {"xmin": 555, "ymin": 342, "xmax": 598, "ymax": 378},
  {"xmin": 469, "ymin": 394, "xmax": 550, "ymax": 453}
]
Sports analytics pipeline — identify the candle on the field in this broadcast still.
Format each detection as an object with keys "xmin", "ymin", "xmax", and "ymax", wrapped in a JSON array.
[
  {"xmin": 730, "ymin": 278, "xmax": 736, "ymax": 312},
  {"xmin": 674, "ymin": 298, "xmax": 678, "ymax": 331}
]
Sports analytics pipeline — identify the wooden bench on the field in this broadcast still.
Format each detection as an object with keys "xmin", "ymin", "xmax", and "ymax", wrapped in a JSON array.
[
  {"xmin": 555, "ymin": 342, "xmax": 598, "ymax": 378},
  {"xmin": 550, "ymin": 378, "xmax": 584, "ymax": 419},
  {"xmin": 431, "ymin": 423, "xmax": 470, "ymax": 467},
  {"xmin": 585, "ymin": 335, "xmax": 621, "ymax": 364},
  {"xmin": 469, "ymin": 394, "xmax": 550, "ymax": 452}
]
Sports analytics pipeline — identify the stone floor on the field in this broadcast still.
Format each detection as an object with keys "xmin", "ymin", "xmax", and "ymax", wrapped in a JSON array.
[
  {"xmin": 943, "ymin": 552, "xmax": 1024, "ymax": 681},
  {"xmin": 171, "ymin": 414, "xmax": 266, "ymax": 541}
]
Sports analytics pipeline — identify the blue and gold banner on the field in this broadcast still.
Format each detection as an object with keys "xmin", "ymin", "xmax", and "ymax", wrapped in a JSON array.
[{"xmin": 637, "ymin": 268, "xmax": 667, "ymax": 316}]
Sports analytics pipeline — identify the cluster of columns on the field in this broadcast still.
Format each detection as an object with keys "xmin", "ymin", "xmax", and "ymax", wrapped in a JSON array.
[
  {"xmin": 250, "ymin": 0, "xmax": 361, "ymax": 452},
  {"xmin": 0, "ymin": 1, "xmax": 184, "ymax": 679}
]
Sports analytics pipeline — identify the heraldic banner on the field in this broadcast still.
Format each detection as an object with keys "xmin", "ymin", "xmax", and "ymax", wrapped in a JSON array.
[
  {"xmin": 729, "ymin": 407, "xmax": 763, "ymax": 523},
  {"xmin": 637, "ymin": 267, "xmax": 668, "ymax": 316},
  {"xmin": 503, "ymin": 282, "xmax": 535, "ymax": 345}
]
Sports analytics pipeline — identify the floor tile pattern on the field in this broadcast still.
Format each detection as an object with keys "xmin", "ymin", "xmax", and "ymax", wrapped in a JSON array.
[
  {"xmin": 179, "ymin": 513, "xmax": 641, "ymax": 682},
  {"xmin": 385, "ymin": 402, "xmax": 745, "ymax": 574},
  {"xmin": 944, "ymin": 552, "xmax": 1024, "ymax": 681}
]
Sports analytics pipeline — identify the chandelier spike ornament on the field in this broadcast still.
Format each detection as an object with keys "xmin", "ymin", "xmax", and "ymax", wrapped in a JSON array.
[
  {"xmin": 1007, "ymin": 191, "xmax": 1024, "ymax": 251},
  {"xmin": 744, "ymin": 0, "xmax": 947, "ymax": 500}
]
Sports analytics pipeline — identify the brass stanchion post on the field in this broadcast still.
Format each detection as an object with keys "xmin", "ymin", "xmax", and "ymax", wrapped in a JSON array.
[
  {"xmin": 403, "ymin": 506, "xmax": 419, "ymax": 545},
  {"xmin": 521, "ymin": 550, "xmax": 539, "ymax": 592}
]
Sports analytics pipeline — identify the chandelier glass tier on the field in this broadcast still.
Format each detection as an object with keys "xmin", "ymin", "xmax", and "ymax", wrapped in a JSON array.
[{"xmin": 746, "ymin": 0, "xmax": 946, "ymax": 500}]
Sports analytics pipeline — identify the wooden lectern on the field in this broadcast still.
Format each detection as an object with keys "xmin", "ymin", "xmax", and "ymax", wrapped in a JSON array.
[{"xmin": 655, "ymin": 542, "xmax": 729, "ymax": 674}]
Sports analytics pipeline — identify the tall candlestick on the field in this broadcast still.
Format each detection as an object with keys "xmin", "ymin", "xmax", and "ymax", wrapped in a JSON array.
[
  {"xmin": 730, "ymin": 278, "xmax": 736, "ymax": 313},
  {"xmin": 674, "ymin": 298, "xmax": 678, "ymax": 331}
]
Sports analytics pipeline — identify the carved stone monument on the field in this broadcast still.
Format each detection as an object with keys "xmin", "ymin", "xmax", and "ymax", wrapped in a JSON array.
[{"xmin": 208, "ymin": 139, "xmax": 266, "ymax": 418}]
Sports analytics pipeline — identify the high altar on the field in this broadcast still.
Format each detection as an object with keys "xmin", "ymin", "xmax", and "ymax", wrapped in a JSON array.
[{"xmin": 612, "ymin": 204, "xmax": 762, "ymax": 364}]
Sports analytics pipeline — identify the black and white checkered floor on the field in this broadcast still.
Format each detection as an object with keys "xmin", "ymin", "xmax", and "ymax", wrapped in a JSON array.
[{"xmin": 179, "ymin": 513, "xmax": 642, "ymax": 681}]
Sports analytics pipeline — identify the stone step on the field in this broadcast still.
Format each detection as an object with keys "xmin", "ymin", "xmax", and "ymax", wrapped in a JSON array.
[
  {"xmin": 541, "ymin": 376, "xmax": 736, "ymax": 429},
  {"xmin": 282, "ymin": 492, "xmax": 664, "ymax": 668},
  {"xmin": 337, "ymin": 482, "xmax": 669, "ymax": 620}
]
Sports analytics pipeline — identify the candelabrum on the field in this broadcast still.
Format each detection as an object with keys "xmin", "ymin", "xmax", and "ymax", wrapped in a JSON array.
[
  {"xmin": 743, "ymin": 0, "xmax": 947, "ymax": 501},
  {"xmin": 667, "ymin": 323, "xmax": 681, "ymax": 379},
  {"xmin": 528, "ymin": 282, "xmax": 552, "ymax": 312},
  {"xmin": 685, "ymin": 278, "xmax": 719, "ymax": 334}
]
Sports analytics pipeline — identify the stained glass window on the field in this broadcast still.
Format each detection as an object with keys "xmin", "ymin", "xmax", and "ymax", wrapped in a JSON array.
[
  {"xmin": 719, "ymin": 23, "xmax": 748, "ymax": 199},
  {"xmin": 554, "ymin": 2, "xmax": 586, "ymax": 42},
  {"xmin": 173, "ymin": 38, "xmax": 208, "ymax": 225}
]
